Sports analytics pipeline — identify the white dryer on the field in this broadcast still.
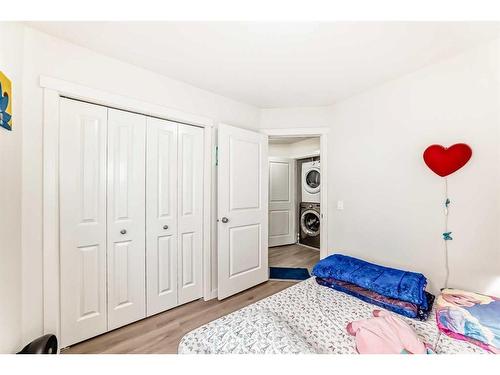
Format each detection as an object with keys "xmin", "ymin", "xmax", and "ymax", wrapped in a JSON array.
[{"xmin": 302, "ymin": 160, "xmax": 320, "ymax": 203}]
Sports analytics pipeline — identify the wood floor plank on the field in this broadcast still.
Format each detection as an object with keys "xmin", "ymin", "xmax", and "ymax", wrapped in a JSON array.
[
  {"xmin": 63, "ymin": 244, "xmax": 318, "ymax": 354},
  {"xmin": 269, "ymin": 243, "xmax": 320, "ymax": 271}
]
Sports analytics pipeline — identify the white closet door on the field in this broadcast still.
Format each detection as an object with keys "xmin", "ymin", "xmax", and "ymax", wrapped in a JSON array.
[
  {"xmin": 107, "ymin": 109, "xmax": 146, "ymax": 330},
  {"xmin": 177, "ymin": 124, "xmax": 204, "ymax": 305},
  {"xmin": 60, "ymin": 99, "xmax": 108, "ymax": 347},
  {"xmin": 146, "ymin": 118, "xmax": 178, "ymax": 316},
  {"xmin": 269, "ymin": 157, "xmax": 296, "ymax": 247}
]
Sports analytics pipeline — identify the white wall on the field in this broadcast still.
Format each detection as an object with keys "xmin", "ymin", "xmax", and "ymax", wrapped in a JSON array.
[
  {"xmin": 261, "ymin": 105, "xmax": 333, "ymax": 129},
  {"xmin": 20, "ymin": 26, "xmax": 261, "ymax": 344},
  {"xmin": 0, "ymin": 22, "xmax": 24, "ymax": 353},
  {"xmin": 261, "ymin": 39, "xmax": 500, "ymax": 296},
  {"xmin": 269, "ymin": 137, "xmax": 320, "ymax": 158}
]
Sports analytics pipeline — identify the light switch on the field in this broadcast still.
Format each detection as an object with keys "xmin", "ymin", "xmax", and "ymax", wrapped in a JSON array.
[{"xmin": 337, "ymin": 200, "xmax": 344, "ymax": 210}]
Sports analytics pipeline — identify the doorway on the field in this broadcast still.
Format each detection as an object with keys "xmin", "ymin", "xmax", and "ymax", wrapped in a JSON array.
[{"xmin": 267, "ymin": 135, "xmax": 322, "ymax": 279}]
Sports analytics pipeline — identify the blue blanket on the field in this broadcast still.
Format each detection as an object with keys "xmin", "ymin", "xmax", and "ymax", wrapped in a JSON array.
[{"xmin": 312, "ymin": 254, "xmax": 428, "ymax": 309}]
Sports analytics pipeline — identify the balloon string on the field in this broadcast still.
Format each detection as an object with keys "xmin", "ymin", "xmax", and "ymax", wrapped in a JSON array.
[
  {"xmin": 443, "ymin": 177, "xmax": 450, "ymax": 289},
  {"xmin": 434, "ymin": 177, "xmax": 450, "ymax": 353}
]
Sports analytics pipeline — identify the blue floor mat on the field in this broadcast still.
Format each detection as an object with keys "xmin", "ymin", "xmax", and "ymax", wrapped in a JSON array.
[{"xmin": 269, "ymin": 267, "xmax": 310, "ymax": 281}]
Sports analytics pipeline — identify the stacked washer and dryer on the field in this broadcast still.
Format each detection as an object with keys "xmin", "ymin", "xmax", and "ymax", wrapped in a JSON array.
[{"xmin": 299, "ymin": 160, "xmax": 320, "ymax": 249}]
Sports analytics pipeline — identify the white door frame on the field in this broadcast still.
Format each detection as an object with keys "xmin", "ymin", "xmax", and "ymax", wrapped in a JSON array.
[
  {"xmin": 261, "ymin": 128, "xmax": 329, "ymax": 260},
  {"xmin": 40, "ymin": 76, "xmax": 215, "ymax": 340}
]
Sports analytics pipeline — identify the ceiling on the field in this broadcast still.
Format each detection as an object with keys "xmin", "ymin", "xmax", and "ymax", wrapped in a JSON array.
[{"xmin": 28, "ymin": 22, "xmax": 500, "ymax": 108}]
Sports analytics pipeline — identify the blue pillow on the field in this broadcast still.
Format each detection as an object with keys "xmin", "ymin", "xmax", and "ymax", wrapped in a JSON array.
[{"xmin": 312, "ymin": 254, "xmax": 428, "ymax": 308}]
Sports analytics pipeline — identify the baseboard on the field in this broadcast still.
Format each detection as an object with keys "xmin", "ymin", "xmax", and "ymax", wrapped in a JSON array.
[{"xmin": 297, "ymin": 243, "xmax": 320, "ymax": 251}]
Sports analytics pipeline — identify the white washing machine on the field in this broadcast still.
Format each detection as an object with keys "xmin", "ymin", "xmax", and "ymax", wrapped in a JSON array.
[{"xmin": 302, "ymin": 160, "xmax": 320, "ymax": 203}]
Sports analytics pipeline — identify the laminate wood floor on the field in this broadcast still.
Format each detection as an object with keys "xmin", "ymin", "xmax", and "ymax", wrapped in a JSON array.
[
  {"xmin": 269, "ymin": 243, "xmax": 320, "ymax": 272},
  {"xmin": 63, "ymin": 243, "xmax": 317, "ymax": 354}
]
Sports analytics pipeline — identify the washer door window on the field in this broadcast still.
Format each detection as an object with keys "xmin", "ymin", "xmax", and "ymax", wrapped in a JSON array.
[
  {"xmin": 305, "ymin": 168, "xmax": 320, "ymax": 194},
  {"xmin": 301, "ymin": 209, "xmax": 320, "ymax": 237}
]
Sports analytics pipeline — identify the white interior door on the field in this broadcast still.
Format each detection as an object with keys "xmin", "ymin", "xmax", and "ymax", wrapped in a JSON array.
[
  {"xmin": 217, "ymin": 124, "xmax": 269, "ymax": 300},
  {"xmin": 59, "ymin": 99, "xmax": 108, "ymax": 347},
  {"xmin": 177, "ymin": 124, "xmax": 204, "ymax": 304},
  {"xmin": 146, "ymin": 118, "xmax": 178, "ymax": 316},
  {"xmin": 107, "ymin": 108, "xmax": 146, "ymax": 330},
  {"xmin": 268, "ymin": 157, "xmax": 296, "ymax": 247}
]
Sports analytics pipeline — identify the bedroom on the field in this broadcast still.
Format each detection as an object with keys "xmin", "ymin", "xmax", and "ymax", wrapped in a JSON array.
[{"xmin": 1, "ymin": 0, "xmax": 499, "ymax": 372}]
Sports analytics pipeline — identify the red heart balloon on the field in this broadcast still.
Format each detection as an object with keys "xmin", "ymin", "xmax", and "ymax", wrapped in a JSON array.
[{"xmin": 423, "ymin": 143, "xmax": 472, "ymax": 177}]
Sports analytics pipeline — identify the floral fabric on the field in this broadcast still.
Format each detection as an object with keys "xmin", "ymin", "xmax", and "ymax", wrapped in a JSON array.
[{"xmin": 179, "ymin": 278, "xmax": 487, "ymax": 354}]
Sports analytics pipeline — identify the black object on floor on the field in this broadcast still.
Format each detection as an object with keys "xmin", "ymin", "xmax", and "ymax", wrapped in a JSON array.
[
  {"xmin": 269, "ymin": 267, "xmax": 310, "ymax": 281},
  {"xmin": 17, "ymin": 334, "xmax": 58, "ymax": 354}
]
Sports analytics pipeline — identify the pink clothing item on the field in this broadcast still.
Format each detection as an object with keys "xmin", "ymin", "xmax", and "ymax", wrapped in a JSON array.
[{"xmin": 347, "ymin": 310, "xmax": 428, "ymax": 354}]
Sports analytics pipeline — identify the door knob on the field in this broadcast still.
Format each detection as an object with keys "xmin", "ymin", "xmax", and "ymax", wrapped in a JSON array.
[
  {"xmin": 221, "ymin": 217, "xmax": 229, "ymax": 223},
  {"xmin": 120, "ymin": 229, "xmax": 127, "ymax": 235},
  {"xmin": 163, "ymin": 225, "xmax": 169, "ymax": 230}
]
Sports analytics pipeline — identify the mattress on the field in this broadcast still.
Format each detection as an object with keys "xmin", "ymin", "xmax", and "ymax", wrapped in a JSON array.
[{"xmin": 178, "ymin": 278, "xmax": 488, "ymax": 354}]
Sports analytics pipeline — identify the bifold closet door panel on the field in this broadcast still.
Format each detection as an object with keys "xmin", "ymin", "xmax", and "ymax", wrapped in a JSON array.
[
  {"xmin": 107, "ymin": 108, "xmax": 147, "ymax": 330},
  {"xmin": 146, "ymin": 118, "xmax": 178, "ymax": 316},
  {"xmin": 177, "ymin": 124, "xmax": 204, "ymax": 305},
  {"xmin": 59, "ymin": 99, "xmax": 108, "ymax": 347}
]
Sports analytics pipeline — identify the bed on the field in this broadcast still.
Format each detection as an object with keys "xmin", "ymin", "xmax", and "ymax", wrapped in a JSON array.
[{"xmin": 178, "ymin": 278, "xmax": 488, "ymax": 354}]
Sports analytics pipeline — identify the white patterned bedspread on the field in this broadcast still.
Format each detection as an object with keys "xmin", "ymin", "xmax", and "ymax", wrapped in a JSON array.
[{"xmin": 178, "ymin": 278, "xmax": 487, "ymax": 354}]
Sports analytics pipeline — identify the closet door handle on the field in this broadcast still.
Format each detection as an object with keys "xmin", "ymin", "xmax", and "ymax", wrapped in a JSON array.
[
  {"xmin": 221, "ymin": 217, "xmax": 229, "ymax": 223},
  {"xmin": 163, "ymin": 225, "xmax": 169, "ymax": 230},
  {"xmin": 120, "ymin": 229, "xmax": 127, "ymax": 235}
]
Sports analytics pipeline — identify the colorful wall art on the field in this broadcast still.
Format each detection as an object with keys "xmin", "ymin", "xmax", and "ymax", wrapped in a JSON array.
[{"xmin": 0, "ymin": 71, "xmax": 13, "ymax": 131}]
